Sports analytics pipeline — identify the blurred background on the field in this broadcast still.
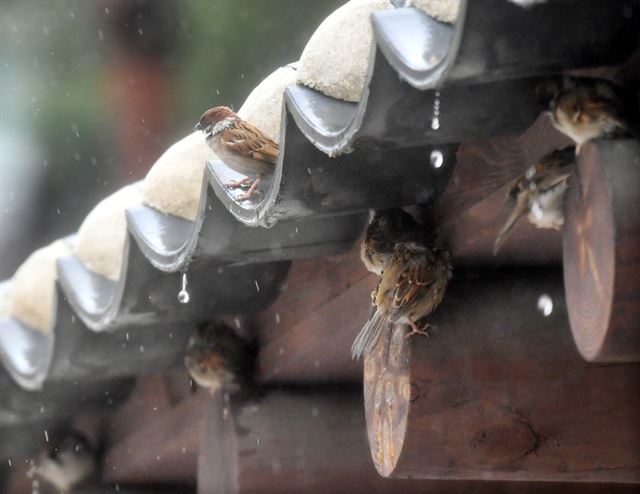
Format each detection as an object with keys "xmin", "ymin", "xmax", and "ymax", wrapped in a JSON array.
[{"xmin": 0, "ymin": 0, "xmax": 343, "ymax": 278}]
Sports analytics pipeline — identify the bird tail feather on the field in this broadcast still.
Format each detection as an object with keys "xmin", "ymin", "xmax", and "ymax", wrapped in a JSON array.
[
  {"xmin": 351, "ymin": 310, "xmax": 389, "ymax": 360},
  {"xmin": 494, "ymin": 192, "xmax": 529, "ymax": 255}
]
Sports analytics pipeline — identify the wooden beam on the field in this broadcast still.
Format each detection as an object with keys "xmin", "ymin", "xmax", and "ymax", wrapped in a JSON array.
[
  {"xmin": 103, "ymin": 393, "xmax": 206, "ymax": 485},
  {"xmin": 198, "ymin": 387, "xmax": 640, "ymax": 493},
  {"xmin": 198, "ymin": 387, "xmax": 445, "ymax": 494},
  {"xmin": 256, "ymin": 251, "xmax": 375, "ymax": 384},
  {"xmin": 364, "ymin": 272, "xmax": 640, "ymax": 482},
  {"xmin": 563, "ymin": 139, "xmax": 640, "ymax": 362}
]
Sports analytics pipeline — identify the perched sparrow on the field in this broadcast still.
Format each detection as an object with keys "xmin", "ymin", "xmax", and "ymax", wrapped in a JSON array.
[
  {"xmin": 542, "ymin": 76, "xmax": 637, "ymax": 153},
  {"xmin": 352, "ymin": 242, "xmax": 452, "ymax": 360},
  {"xmin": 35, "ymin": 430, "xmax": 95, "ymax": 493},
  {"xmin": 361, "ymin": 208, "xmax": 422, "ymax": 275},
  {"xmin": 195, "ymin": 106, "xmax": 277, "ymax": 201},
  {"xmin": 494, "ymin": 146, "xmax": 575, "ymax": 255},
  {"xmin": 184, "ymin": 322, "xmax": 252, "ymax": 395}
]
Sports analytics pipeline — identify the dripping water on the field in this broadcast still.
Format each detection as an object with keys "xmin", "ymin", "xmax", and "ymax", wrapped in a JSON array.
[
  {"xmin": 431, "ymin": 90, "xmax": 440, "ymax": 130},
  {"xmin": 178, "ymin": 272, "xmax": 190, "ymax": 304},
  {"xmin": 430, "ymin": 149, "xmax": 444, "ymax": 169}
]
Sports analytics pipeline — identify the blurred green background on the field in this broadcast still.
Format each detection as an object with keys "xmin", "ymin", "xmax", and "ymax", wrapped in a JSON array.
[{"xmin": 0, "ymin": 0, "xmax": 343, "ymax": 277}]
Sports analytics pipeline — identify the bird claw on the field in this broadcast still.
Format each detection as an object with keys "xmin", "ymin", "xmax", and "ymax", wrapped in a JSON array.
[
  {"xmin": 225, "ymin": 177, "xmax": 254, "ymax": 190},
  {"xmin": 233, "ymin": 178, "xmax": 262, "ymax": 202},
  {"xmin": 405, "ymin": 322, "xmax": 433, "ymax": 339}
]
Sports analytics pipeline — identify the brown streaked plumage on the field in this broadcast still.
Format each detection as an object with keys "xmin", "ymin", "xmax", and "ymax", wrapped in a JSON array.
[
  {"xmin": 184, "ymin": 322, "xmax": 252, "ymax": 395},
  {"xmin": 196, "ymin": 106, "xmax": 278, "ymax": 201},
  {"xmin": 352, "ymin": 242, "xmax": 452, "ymax": 360},
  {"xmin": 360, "ymin": 208, "xmax": 422, "ymax": 275},
  {"xmin": 544, "ymin": 77, "xmax": 636, "ymax": 153},
  {"xmin": 494, "ymin": 146, "xmax": 576, "ymax": 255}
]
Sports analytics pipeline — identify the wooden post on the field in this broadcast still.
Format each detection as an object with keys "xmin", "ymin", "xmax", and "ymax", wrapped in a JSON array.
[
  {"xmin": 364, "ymin": 272, "xmax": 640, "ymax": 482},
  {"xmin": 563, "ymin": 139, "xmax": 640, "ymax": 362}
]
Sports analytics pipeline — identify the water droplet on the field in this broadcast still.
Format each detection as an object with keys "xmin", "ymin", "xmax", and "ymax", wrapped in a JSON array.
[
  {"xmin": 275, "ymin": 313, "xmax": 280, "ymax": 324},
  {"xmin": 254, "ymin": 280, "xmax": 260, "ymax": 292},
  {"xmin": 44, "ymin": 430, "xmax": 49, "ymax": 442},
  {"xmin": 178, "ymin": 272, "xmax": 190, "ymax": 304},
  {"xmin": 431, "ymin": 90, "xmax": 441, "ymax": 130},
  {"xmin": 430, "ymin": 149, "xmax": 444, "ymax": 169},
  {"xmin": 537, "ymin": 294, "xmax": 553, "ymax": 316},
  {"xmin": 7, "ymin": 459, "xmax": 11, "ymax": 467}
]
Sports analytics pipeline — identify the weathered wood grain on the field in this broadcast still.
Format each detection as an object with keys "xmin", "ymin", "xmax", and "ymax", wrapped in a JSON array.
[
  {"xmin": 563, "ymin": 139, "xmax": 640, "ymax": 362},
  {"xmin": 365, "ymin": 272, "xmax": 640, "ymax": 482}
]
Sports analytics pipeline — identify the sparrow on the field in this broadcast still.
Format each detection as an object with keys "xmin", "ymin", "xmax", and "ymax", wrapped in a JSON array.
[
  {"xmin": 34, "ymin": 430, "xmax": 95, "ymax": 493},
  {"xmin": 352, "ymin": 242, "xmax": 452, "ymax": 360},
  {"xmin": 184, "ymin": 322, "xmax": 253, "ymax": 396},
  {"xmin": 195, "ymin": 106, "xmax": 278, "ymax": 201},
  {"xmin": 541, "ymin": 76, "xmax": 637, "ymax": 153},
  {"xmin": 360, "ymin": 208, "xmax": 423, "ymax": 275},
  {"xmin": 493, "ymin": 146, "xmax": 576, "ymax": 255}
]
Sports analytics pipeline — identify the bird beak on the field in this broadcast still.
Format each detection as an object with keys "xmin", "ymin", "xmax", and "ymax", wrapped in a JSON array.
[{"xmin": 194, "ymin": 121, "xmax": 205, "ymax": 132}]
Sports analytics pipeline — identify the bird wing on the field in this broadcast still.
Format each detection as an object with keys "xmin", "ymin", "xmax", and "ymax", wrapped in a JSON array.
[
  {"xmin": 494, "ymin": 190, "xmax": 529, "ymax": 255},
  {"xmin": 392, "ymin": 252, "xmax": 437, "ymax": 313},
  {"xmin": 534, "ymin": 149, "xmax": 575, "ymax": 192},
  {"xmin": 220, "ymin": 121, "xmax": 279, "ymax": 164},
  {"xmin": 535, "ymin": 168, "xmax": 572, "ymax": 192}
]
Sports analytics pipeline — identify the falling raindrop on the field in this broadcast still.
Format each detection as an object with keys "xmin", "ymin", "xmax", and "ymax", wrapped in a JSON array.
[
  {"xmin": 178, "ymin": 272, "xmax": 190, "ymax": 304},
  {"xmin": 537, "ymin": 294, "xmax": 553, "ymax": 316},
  {"xmin": 430, "ymin": 149, "xmax": 444, "ymax": 169},
  {"xmin": 44, "ymin": 430, "xmax": 49, "ymax": 442},
  {"xmin": 254, "ymin": 280, "xmax": 260, "ymax": 292},
  {"xmin": 431, "ymin": 90, "xmax": 441, "ymax": 130}
]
